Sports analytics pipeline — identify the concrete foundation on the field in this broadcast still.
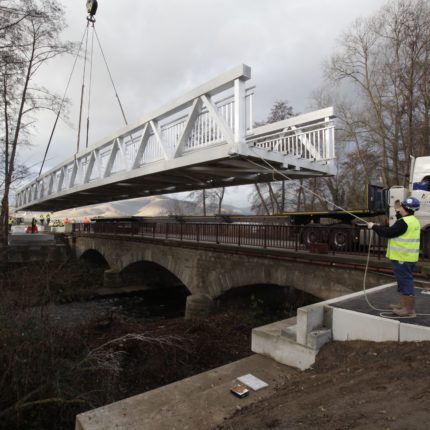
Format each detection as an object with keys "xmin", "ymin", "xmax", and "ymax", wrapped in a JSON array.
[
  {"xmin": 252, "ymin": 318, "xmax": 321, "ymax": 370},
  {"xmin": 75, "ymin": 354, "xmax": 297, "ymax": 430},
  {"xmin": 7, "ymin": 233, "xmax": 69, "ymax": 263},
  {"xmin": 253, "ymin": 282, "xmax": 430, "ymax": 371}
]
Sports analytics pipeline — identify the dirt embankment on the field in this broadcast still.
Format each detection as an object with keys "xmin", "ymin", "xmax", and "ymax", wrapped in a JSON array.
[{"xmin": 218, "ymin": 341, "xmax": 430, "ymax": 430}]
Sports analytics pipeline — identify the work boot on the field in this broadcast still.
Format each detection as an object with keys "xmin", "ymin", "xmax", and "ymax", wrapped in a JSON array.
[
  {"xmin": 393, "ymin": 296, "xmax": 416, "ymax": 317},
  {"xmin": 389, "ymin": 296, "xmax": 404, "ymax": 310}
]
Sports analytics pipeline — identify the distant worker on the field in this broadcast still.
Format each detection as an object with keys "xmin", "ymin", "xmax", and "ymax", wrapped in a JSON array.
[
  {"xmin": 8, "ymin": 216, "xmax": 13, "ymax": 231},
  {"xmin": 368, "ymin": 197, "xmax": 421, "ymax": 317},
  {"xmin": 39, "ymin": 213, "xmax": 45, "ymax": 226},
  {"xmin": 64, "ymin": 217, "xmax": 70, "ymax": 225},
  {"xmin": 31, "ymin": 217, "xmax": 37, "ymax": 234},
  {"xmin": 83, "ymin": 216, "xmax": 90, "ymax": 232},
  {"xmin": 46, "ymin": 213, "xmax": 51, "ymax": 226}
]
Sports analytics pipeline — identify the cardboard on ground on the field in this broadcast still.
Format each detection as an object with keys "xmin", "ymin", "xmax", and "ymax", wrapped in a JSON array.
[{"xmin": 237, "ymin": 374, "xmax": 268, "ymax": 391}]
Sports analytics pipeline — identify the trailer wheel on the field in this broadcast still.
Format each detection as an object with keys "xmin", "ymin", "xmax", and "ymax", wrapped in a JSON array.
[
  {"xmin": 329, "ymin": 228, "xmax": 352, "ymax": 251},
  {"xmin": 302, "ymin": 227, "xmax": 322, "ymax": 246}
]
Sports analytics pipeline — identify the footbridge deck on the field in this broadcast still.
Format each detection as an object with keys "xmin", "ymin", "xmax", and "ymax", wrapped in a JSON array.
[{"xmin": 16, "ymin": 64, "xmax": 335, "ymax": 212}]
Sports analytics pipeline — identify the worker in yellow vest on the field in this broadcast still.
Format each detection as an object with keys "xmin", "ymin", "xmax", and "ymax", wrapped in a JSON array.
[{"xmin": 368, "ymin": 197, "xmax": 421, "ymax": 317}]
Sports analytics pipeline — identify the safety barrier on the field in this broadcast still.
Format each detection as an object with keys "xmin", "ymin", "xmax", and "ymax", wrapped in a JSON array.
[{"xmin": 72, "ymin": 221, "xmax": 389, "ymax": 259}]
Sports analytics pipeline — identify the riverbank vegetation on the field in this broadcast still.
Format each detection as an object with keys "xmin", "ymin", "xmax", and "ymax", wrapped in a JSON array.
[{"xmin": 0, "ymin": 261, "xmax": 314, "ymax": 430}]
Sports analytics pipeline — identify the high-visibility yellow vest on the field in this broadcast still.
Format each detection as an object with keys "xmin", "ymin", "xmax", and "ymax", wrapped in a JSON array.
[{"xmin": 386, "ymin": 215, "xmax": 421, "ymax": 262}]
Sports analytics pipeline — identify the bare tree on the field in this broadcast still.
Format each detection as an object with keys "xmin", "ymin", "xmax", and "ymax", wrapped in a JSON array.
[
  {"xmin": 324, "ymin": 0, "xmax": 430, "ymax": 189},
  {"xmin": 187, "ymin": 187, "xmax": 226, "ymax": 215},
  {"xmin": 187, "ymin": 189, "xmax": 207, "ymax": 216},
  {"xmin": 206, "ymin": 187, "xmax": 225, "ymax": 214},
  {"xmin": 249, "ymin": 183, "xmax": 286, "ymax": 215},
  {"xmin": 0, "ymin": 0, "xmax": 72, "ymax": 255},
  {"xmin": 250, "ymin": 100, "xmax": 296, "ymax": 214}
]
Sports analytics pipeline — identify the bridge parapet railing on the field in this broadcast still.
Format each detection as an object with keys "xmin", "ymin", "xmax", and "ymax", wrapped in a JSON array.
[
  {"xmin": 73, "ymin": 221, "xmax": 389, "ymax": 259},
  {"xmin": 246, "ymin": 107, "xmax": 335, "ymax": 165}
]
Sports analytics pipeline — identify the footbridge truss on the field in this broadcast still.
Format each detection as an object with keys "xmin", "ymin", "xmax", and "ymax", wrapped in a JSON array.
[{"xmin": 15, "ymin": 64, "xmax": 336, "ymax": 212}]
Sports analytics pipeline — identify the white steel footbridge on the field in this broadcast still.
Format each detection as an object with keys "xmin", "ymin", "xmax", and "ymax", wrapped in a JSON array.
[{"xmin": 15, "ymin": 64, "xmax": 336, "ymax": 212}]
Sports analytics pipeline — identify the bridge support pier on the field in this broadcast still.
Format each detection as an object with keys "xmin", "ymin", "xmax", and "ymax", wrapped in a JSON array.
[
  {"xmin": 185, "ymin": 294, "xmax": 215, "ymax": 319},
  {"xmin": 103, "ymin": 269, "xmax": 122, "ymax": 289}
]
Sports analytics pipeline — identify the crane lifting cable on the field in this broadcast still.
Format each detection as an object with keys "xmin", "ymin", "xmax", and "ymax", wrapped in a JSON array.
[
  {"xmin": 38, "ymin": 27, "xmax": 88, "ymax": 176},
  {"xmin": 39, "ymin": 0, "xmax": 129, "ymax": 175},
  {"xmin": 76, "ymin": 20, "xmax": 90, "ymax": 154}
]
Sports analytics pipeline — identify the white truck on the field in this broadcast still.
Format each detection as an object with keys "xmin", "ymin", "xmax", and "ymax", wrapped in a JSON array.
[
  {"xmin": 385, "ymin": 156, "xmax": 430, "ymax": 257},
  {"xmin": 388, "ymin": 156, "xmax": 430, "ymax": 229}
]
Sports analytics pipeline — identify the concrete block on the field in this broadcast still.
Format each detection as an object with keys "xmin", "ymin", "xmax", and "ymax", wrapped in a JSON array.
[
  {"xmin": 296, "ymin": 304, "xmax": 324, "ymax": 345},
  {"xmin": 399, "ymin": 322, "xmax": 430, "ymax": 342},
  {"xmin": 279, "ymin": 316, "xmax": 297, "ymax": 340},
  {"xmin": 252, "ymin": 319, "xmax": 318, "ymax": 370},
  {"xmin": 307, "ymin": 328, "xmax": 332, "ymax": 350},
  {"xmin": 253, "ymin": 318, "xmax": 296, "ymax": 339},
  {"xmin": 332, "ymin": 308, "xmax": 399, "ymax": 342},
  {"xmin": 281, "ymin": 324, "xmax": 297, "ymax": 341}
]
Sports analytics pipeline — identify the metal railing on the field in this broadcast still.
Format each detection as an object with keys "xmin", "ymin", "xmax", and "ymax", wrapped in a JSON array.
[
  {"xmin": 72, "ymin": 221, "xmax": 390, "ymax": 259},
  {"xmin": 15, "ymin": 64, "xmax": 336, "ymax": 212},
  {"xmin": 16, "ymin": 65, "xmax": 254, "ymax": 209}
]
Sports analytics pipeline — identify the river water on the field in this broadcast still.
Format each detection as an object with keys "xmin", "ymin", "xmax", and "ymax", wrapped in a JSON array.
[{"xmin": 22, "ymin": 289, "xmax": 188, "ymax": 329}]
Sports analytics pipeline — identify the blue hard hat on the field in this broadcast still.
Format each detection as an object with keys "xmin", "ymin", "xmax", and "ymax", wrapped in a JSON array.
[{"xmin": 401, "ymin": 197, "xmax": 420, "ymax": 211}]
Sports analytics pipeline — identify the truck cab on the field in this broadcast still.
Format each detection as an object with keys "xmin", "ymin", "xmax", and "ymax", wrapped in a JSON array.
[
  {"xmin": 388, "ymin": 156, "xmax": 430, "ymax": 229},
  {"xmin": 410, "ymin": 156, "xmax": 430, "ymax": 229}
]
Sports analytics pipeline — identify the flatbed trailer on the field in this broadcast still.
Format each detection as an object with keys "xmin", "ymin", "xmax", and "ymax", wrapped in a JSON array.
[{"xmin": 90, "ymin": 186, "xmax": 386, "ymax": 251}]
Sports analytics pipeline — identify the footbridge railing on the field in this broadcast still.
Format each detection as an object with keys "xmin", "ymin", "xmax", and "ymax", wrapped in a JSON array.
[{"xmin": 15, "ymin": 64, "xmax": 336, "ymax": 212}]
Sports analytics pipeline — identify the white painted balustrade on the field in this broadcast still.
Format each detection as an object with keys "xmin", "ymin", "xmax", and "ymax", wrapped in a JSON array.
[{"xmin": 15, "ymin": 64, "xmax": 335, "ymax": 212}]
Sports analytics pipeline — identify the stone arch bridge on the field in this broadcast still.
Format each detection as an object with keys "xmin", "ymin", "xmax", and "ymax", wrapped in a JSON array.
[{"xmin": 70, "ymin": 234, "xmax": 390, "ymax": 318}]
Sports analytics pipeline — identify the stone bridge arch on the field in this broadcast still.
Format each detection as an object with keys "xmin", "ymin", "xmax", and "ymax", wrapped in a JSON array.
[
  {"xmin": 73, "ymin": 236, "xmax": 193, "ymax": 294},
  {"xmin": 71, "ymin": 236, "xmax": 388, "ymax": 319},
  {"xmin": 120, "ymin": 260, "xmax": 189, "ymax": 293},
  {"xmin": 79, "ymin": 249, "xmax": 110, "ymax": 267}
]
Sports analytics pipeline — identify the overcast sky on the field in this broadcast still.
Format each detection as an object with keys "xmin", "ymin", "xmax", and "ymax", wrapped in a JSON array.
[{"xmin": 24, "ymin": 0, "xmax": 388, "ymax": 209}]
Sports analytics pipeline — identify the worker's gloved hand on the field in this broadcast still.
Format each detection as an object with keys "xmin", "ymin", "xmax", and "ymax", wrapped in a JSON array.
[{"xmin": 367, "ymin": 222, "xmax": 375, "ymax": 230}]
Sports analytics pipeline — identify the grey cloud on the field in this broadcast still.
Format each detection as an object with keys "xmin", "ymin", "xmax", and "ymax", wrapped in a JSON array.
[{"xmin": 23, "ymin": 0, "xmax": 388, "ymax": 206}]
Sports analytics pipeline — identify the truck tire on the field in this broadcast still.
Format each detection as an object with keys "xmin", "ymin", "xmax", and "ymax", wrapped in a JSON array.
[
  {"xmin": 329, "ymin": 227, "xmax": 352, "ymax": 251},
  {"xmin": 302, "ymin": 227, "xmax": 322, "ymax": 246}
]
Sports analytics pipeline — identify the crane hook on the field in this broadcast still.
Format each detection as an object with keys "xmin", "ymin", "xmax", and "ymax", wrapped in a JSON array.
[{"xmin": 86, "ymin": 0, "xmax": 98, "ymax": 23}]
